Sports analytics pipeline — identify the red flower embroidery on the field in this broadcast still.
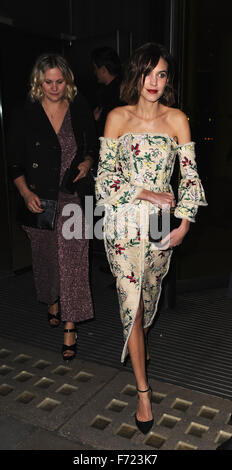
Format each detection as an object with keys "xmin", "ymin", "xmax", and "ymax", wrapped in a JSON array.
[
  {"xmin": 110, "ymin": 179, "xmax": 120, "ymax": 191},
  {"xmin": 131, "ymin": 144, "xmax": 140, "ymax": 155},
  {"xmin": 182, "ymin": 157, "xmax": 193, "ymax": 167},
  {"xmin": 115, "ymin": 243, "xmax": 125, "ymax": 255},
  {"xmin": 186, "ymin": 179, "xmax": 196, "ymax": 188},
  {"xmin": 126, "ymin": 272, "xmax": 136, "ymax": 283}
]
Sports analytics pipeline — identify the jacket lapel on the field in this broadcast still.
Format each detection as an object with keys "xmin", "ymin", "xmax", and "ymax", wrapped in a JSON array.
[{"xmin": 25, "ymin": 100, "xmax": 61, "ymax": 146}]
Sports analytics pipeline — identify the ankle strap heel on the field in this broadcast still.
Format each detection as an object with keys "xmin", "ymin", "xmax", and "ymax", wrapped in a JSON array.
[
  {"xmin": 135, "ymin": 385, "xmax": 153, "ymax": 434},
  {"xmin": 62, "ymin": 327, "xmax": 77, "ymax": 361},
  {"xmin": 137, "ymin": 386, "xmax": 151, "ymax": 393}
]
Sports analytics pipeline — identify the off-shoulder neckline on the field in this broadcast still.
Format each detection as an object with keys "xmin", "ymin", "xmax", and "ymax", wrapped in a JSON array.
[{"xmin": 100, "ymin": 133, "xmax": 195, "ymax": 147}]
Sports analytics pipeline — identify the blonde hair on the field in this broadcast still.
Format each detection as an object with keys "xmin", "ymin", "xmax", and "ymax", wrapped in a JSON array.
[{"xmin": 29, "ymin": 53, "xmax": 77, "ymax": 102}]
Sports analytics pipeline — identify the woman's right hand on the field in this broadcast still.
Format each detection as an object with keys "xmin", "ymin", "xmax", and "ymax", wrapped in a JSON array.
[
  {"xmin": 23, "ymin": 190, "xmax": 43, "ymax": 213},
  {"xmin": 138, "ymin": 189, "xmax": 175, "ymax": 208},
  {"xmin": 13, "ymin": 176, "xmax": 43, "ymax": 213}
]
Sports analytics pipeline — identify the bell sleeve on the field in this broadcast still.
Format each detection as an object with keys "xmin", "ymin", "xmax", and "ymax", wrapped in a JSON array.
[
  {"xmin": 95, "ymin": 137, "xmax": 142, "ymax": 209},
  {"xmin": 174, "ymin": 142, "xmax": 207, "ymax": 222}
]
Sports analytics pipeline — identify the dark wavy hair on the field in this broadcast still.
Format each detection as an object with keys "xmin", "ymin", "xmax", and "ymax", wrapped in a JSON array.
[
  {"xmin": 91, "ymin": 47, "xmax": 121, "ymax": 77},
  {"xmin": 120, "ymin": 42, "xmax": 175, "ymax": 106}
]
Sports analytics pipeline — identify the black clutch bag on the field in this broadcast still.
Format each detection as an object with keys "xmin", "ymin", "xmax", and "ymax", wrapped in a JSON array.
[
  {"xmin": 149, "ymin": 208, "xmax": 181, "ymax": 245},
  {"xmin": 20, "ymin": 199, "xmax": 57, "ymax": 230}
]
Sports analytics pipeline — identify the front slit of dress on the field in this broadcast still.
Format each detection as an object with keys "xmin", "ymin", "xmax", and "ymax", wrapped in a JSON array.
[{"xmin": 110, "ymin": 233, "xmax": 173, "ymax": 363}]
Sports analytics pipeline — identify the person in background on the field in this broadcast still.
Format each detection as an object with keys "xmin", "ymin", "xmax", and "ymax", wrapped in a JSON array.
[
  {"xmin": 91, "ymin": 46, "xmax": 123, "ymax": 137},
  {"xmin": 95, "ymin": 42, "xmax": 207, "ymax": 434},
  {"xmin": 8, "ymin": 53, "xmax": 97, "ymax": 360},
  {"xmin": 91, "ymin": 47, "xmax": 123, "ymax": 271}
]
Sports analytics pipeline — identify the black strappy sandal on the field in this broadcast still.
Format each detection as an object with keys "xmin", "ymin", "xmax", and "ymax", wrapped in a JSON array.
[
  {"xmin": 62, "ymin": 326, "xmax": 77, "ymax": 361},
  {"xmin": 48, "ymin": 301, "xmax": 61, "ymax": 328}
]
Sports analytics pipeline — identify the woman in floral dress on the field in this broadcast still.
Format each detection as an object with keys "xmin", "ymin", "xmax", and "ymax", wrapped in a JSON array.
[{"xmin": 95, "ymin": 43, "xmax": 207, "ymax": 433}]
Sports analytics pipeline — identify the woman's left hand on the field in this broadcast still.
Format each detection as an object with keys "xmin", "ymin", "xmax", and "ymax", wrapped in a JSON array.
[
  {"xmin": 160, "ymin": 219, "xmax": 190, "ymax": 250},
  {"xmin": 73, "ymin": 159, "xmax": 92, "ymax": 182}
]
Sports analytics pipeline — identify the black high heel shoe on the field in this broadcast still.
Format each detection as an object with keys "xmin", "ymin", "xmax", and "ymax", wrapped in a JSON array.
[
  {"xmin": 135, "ymin": 386, "xmax": 154, "ymax": 434},
  {"xmin": 62, "ymin": 326, "xmax": 77, "ymax": 361},
  {"xmin": 48, "ymin": 300, "xmax": 60, "ymax": 328}
]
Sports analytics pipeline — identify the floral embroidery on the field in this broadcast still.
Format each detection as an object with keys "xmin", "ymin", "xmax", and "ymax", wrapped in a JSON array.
[
  {"xmin": 182, "ymin": 156, "xmax": 193, "ymax": 167},
  {"xmin": 115, "ymin": 243, "xmax": 125, "ymax": 255},
  {"xmin": 126, "ymin": 272, "xmax": 136, "ymax": 283},
  {"xmin": 118, "ymin": 162, "xmax": 123, "ymax": 173},
  {"xmin": 110, "ymin": 179, "xmax": 120, "ymax": 192},
  {"xmin": 96, "ymin": 133, "xmax": 207, "ymax": 362},
  {"xmin": 186, "ymin": 179, "xmax": 196, "ymax": 188},
  {"xmin": 131, "ymin": 143, "xmax": 140, "ymax": 155}
]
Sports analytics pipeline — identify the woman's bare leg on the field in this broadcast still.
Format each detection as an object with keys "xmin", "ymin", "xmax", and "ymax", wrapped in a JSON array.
[
  {"xmin": 144, "ymin": 327, "xmax": 150, "ymax": 361},
  {"xmin": 127, "ymin": 297, "xmax": 153, "ymax": 422},
  {"xmin": 48, "ymin": 301, "xmax": 58, "ymax": 315},
  {"xmin": 48, "ymin": 300, "xmax": 60, "ymax": 327},
  {"xmin": 63, "ymin": 322, "xmax": 77, "ymax": 359}
]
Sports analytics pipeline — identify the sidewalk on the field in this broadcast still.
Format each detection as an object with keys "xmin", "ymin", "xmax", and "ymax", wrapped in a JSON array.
[
  {"xmin": 0, "ymin": 251, "xmax": 232, "ymax": 451},
  {"xmin": 1, "ymin": 336, "xmax": 232, "ymax": 451}
]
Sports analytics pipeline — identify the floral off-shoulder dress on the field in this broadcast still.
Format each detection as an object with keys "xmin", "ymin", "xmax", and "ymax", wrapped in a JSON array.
[{"xmin": 95, "ymin": 133, "xmax": 207, "ymax": 362}]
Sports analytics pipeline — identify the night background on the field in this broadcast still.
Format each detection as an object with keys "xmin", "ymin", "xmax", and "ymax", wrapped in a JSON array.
[
  {"xmin": 1, "ymin": 1, "xmax": 232, "ymax": 453},
  {"xmin": 0, "ymin": 0, "xmax": 231, "ymax": 284}
]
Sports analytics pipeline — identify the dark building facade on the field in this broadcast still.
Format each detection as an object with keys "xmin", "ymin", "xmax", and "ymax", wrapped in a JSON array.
[{"xmin": 0, "ymin": 0, "xmax": 231, "ymax": 282}]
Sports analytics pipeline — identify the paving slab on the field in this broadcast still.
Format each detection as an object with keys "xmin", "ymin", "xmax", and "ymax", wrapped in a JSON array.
[
  {"xmin": 59, "ymin": 371, "xmax": 232, "ymax": 450},
  {"xmin": 1, "ymin": 337, "xmax": 232, "ymax": 451},
  {"xmin": 0, "ymin": 414, "xmax": 36, "ymax": 450},
  {"xmin": 17, "ymin": 429, "xmax": 95, "ymax": 450},
  {"xmin": 0, "ymin": 338, "xmax": 118, "ymax": 432}
]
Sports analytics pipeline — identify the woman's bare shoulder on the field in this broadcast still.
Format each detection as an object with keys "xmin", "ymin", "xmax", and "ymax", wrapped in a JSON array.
[
  {"xmin": 108, "ymin": 105, "xmax": 131, "ymax": 120},
  {"xmin": 166, "ymin": 107, "xmax": 191, "ymax": 144},
  {"xmin": 166, "ymin": 107, "xmax": 188, "ymax": 123},
  {"xmin": 104, "ymin": 105, "xmax": 131, "ymax": 138}
]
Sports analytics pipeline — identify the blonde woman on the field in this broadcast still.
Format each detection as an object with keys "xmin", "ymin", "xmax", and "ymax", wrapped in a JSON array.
[
  {"xmin": 95, "ymin": 43, "xmax": 207, "ymax": 433},
  {"xmin": 8, "ymin": 53, "xmax": 97, "ymax": 360}
]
